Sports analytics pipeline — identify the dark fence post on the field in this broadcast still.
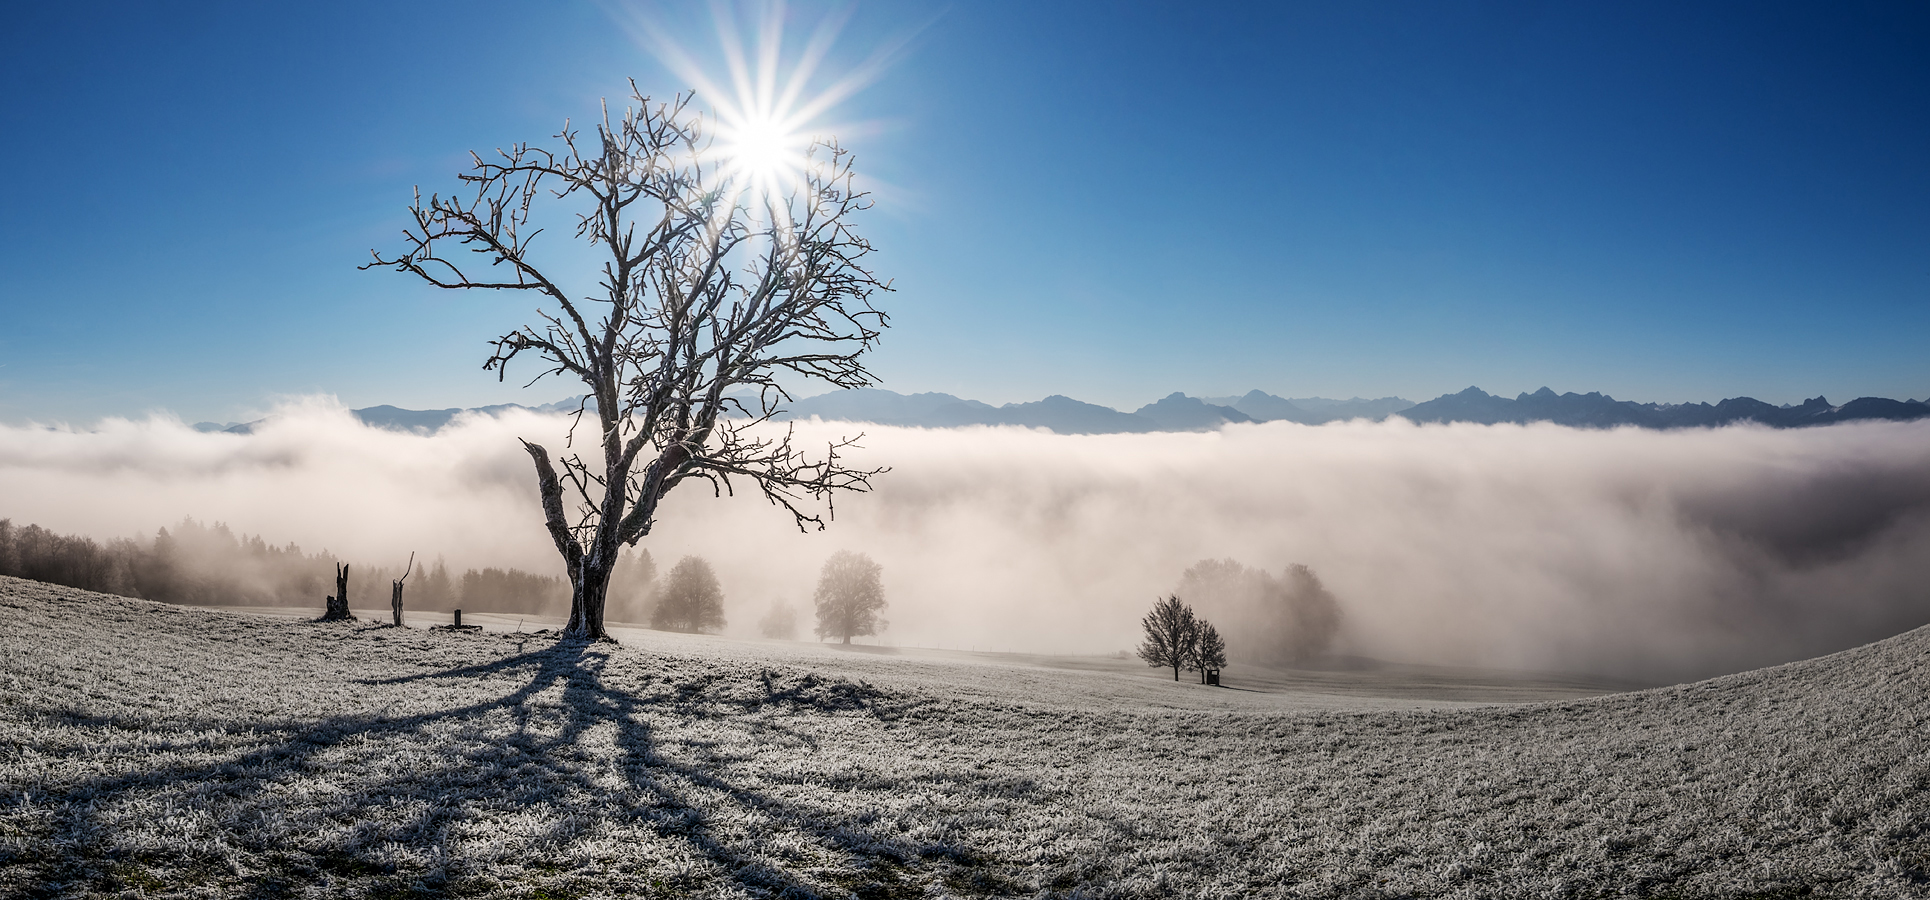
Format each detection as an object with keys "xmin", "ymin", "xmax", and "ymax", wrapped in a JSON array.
[{"xmin": 454, "ymin": 608, "xmax": 463, "ymax": 628}]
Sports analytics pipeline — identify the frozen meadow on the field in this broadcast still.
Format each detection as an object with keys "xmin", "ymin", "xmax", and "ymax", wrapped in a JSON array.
[{"xmin": 2, "ymin": 577, "xmax": 1927, "ymax": 899}]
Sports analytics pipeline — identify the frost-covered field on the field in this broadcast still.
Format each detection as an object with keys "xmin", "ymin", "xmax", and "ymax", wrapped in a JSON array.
[{"xmin": 2, "ymin": 578, "xmax": 1927, "ymax": 898}]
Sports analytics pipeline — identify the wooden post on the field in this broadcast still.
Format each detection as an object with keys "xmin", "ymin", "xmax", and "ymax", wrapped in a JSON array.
[
  {"xmin": 324, "ymin": 563, "xmax": 352, "ymax": 620},
  {"xmin": 390, "ymin": 552, "xmax": 414, "ymax": 627},
  {"xmin": 453, "ymin": 608, "xmax": 463, "ymax": 628}
]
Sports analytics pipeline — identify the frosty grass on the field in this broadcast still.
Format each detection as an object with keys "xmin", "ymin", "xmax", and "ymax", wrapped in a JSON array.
[{"xmin": 1, "ymin": 576, "xmax": 1926, "ymax": 898}]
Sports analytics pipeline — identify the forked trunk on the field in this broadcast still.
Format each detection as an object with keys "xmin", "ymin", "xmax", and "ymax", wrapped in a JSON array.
[
  {"xmin": 525, "ymin": 439, "xmax": 620, "ymax": 642},
  {"xmin": 564, "ymin": 553, "xmax": 615, "ymax": 641}
]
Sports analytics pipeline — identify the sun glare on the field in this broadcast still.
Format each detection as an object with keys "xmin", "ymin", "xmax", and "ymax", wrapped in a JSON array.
[
  {"xmin": 715, "ymin": 110, "xmax": 807, "ymax": 199},
  {"xmin": 634, "ymin": 2, "xmax": 901, "ymax": 207}
]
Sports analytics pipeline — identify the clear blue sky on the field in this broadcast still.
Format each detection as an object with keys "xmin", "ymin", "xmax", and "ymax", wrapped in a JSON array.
[{"xmin": 2, "ymin": 1, "xmax": 1926, "ymax": 422}]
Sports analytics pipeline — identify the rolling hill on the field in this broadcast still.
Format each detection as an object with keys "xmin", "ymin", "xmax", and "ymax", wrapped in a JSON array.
[{"xmin": 3, "ymin": 577, "xmax": 1926, "ymax": 897}]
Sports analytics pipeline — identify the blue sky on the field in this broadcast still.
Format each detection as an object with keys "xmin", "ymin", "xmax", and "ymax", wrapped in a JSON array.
[{"xmin": 2, "ymin": 1, "xmax": 1925, "ymax": 422}]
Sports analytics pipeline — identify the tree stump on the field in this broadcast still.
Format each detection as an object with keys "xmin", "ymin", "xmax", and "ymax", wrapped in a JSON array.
[
  {"xmin": 323, "ymin": 563, "xmax": 352, "ymax": 620},
  {"xmin": 389, "ymin": 552, "xmax": 413, "ymax": 627}
]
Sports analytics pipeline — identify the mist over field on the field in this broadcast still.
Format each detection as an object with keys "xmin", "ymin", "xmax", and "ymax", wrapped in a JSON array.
[{"xmin": 3, "ymin": 398, "xmax": 1928, "ymax": 683}]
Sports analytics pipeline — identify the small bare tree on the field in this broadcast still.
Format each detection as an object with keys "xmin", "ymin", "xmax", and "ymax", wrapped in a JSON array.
[
  {"xmin": 1190, "ymin": 620, "xmax": 1227, "ymax": 684},
  {"xmin": 1136, "ymin": 595, "xmax": 1196, "ymax": 681},
  {"xmin": 812, "ymin": 549, "xmax": 885, "ymax": 644},
  {"xmin": 367, "ymin": 85, "xmax": 889, "ymax": 640}
]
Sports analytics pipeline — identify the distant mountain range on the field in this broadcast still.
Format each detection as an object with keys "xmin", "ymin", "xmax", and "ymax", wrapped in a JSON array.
[
  {"xmin": 192, "ymin": 398, "xmax": 588, "ymax": 435},
  {"xmin": 192, "ymin": 386, "xmax": 1927, "ymax": 436},
  {"xmin": 774, "ymin": 389, "xmax": 1418, "ymax": 433},
  {"xmin": 1399, "ymin": 386, "xmax": 1930, "ymax": 429}
]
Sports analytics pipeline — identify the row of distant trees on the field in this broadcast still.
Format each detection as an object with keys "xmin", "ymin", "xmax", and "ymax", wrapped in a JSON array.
[
  {"xmin": 0, "ymin": 517, "xmax": 576, "ymax": 615},
  {"xmin": 0, "ymin": 514, "xmax": 889, "ymax": 643},
  {"xmin": 10, "ymin": 512, "xmax": 1332, "ymax": 671}
]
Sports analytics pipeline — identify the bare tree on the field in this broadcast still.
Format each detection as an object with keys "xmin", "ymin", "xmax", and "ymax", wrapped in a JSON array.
[
  {"xmin": 366, "ymin": 85, "xmax": 889, "ymax": 641},
  {"xmin": 1190, "ymin": 620, "xmax": 1227, "ymax": 684},
  {"xmin": 812, "ymin": 549, "xmax": 885, "ymax": 644},
  {"xmin": 1137, "ymin": 595, "xmax": 1197, "ymax": 681},
  {"xmin": 651, "ymin": 555, "xmax": 726, "ymax": 634}
]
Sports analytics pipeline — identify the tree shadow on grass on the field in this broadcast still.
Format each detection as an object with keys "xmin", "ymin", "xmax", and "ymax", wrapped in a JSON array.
[{"xmin": 1, "ymin": 634, "xmax": 998, "ymax": 899}]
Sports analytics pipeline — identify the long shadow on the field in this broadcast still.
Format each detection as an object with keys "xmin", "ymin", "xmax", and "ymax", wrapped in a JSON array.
[{"xmin": 2, "ymin": 633, "xmax": 992, "ymax": 899}]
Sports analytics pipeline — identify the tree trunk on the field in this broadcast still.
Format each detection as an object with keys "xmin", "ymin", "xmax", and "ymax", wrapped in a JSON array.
[
  {"xmin": 563, "ymin": 551, "xmax": 614, "ymax": 641},
  {"xmin": 324, "ymin": 563, "xmax": 352, "ymax": 620},
  {"xmin": 1171, "ymin": 663, "xmax": 1179, "ymax": 681},
  {"xmin": 525, "ymin": 440, "xmax": 616, "ymax": 642},
  {"xmin": 842, "ymin": 634, "xmax": 850, "ymax": 645}
]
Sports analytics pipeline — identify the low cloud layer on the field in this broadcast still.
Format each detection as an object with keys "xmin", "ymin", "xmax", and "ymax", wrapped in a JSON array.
[{"xmin": 4, "ymin": 399, "xmax": 1928, "ymax": 683}]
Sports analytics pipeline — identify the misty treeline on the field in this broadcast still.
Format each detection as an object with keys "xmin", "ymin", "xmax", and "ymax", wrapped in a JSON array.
[
  {"xmin": 0, "ymin": 516, "xmax": 659, "ymax": 621},
  {"xmin": 1178, "ymin": 559, "xmax": 1342, "ymax": 665},
  {"xmin": 1139, "ymin": 559, "xmax": 1344, "ymax": 676}
]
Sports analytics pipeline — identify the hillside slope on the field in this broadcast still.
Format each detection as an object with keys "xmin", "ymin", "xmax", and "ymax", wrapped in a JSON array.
[{"xmin": 2, "ymin": 578, "xmax": 1926, "ymax": 898}]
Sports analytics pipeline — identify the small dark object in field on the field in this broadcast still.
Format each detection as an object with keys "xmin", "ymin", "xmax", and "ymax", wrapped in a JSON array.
[
  {"xmin": 1206, "ymin": 668, "xmax": 1221, "ymax": 686},
  {"xmin": 433, "ymin": 608, "xmax": 481, "ymax": 632}
]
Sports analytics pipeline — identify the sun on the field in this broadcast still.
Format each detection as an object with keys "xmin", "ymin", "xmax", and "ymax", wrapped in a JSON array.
[
  {"xmin": 713, "ymin": 108, "xmax": 808, "ymax": 199},
  {"xmin": 632, "ymin": 2, "xmax": 898, "ymax": 205}
]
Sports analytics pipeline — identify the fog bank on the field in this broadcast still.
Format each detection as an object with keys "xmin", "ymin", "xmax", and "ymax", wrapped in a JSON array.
[{"xmin": 4, "ymin": 399, "xmax": 1928, "ymax": 683}]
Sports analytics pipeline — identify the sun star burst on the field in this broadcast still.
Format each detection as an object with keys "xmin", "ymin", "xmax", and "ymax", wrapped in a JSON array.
[{"xmin": 638, "ymin": 1, "xmax": 882, "ymax": 209}]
